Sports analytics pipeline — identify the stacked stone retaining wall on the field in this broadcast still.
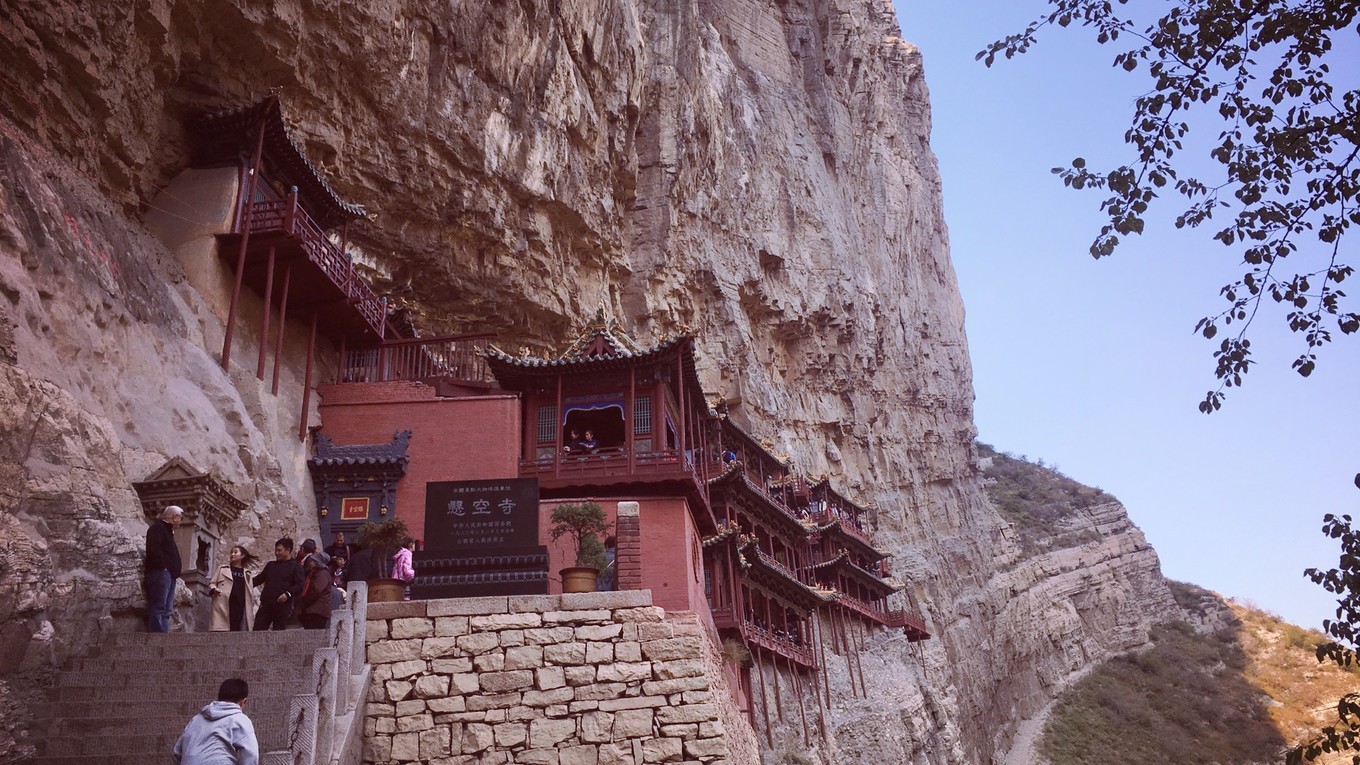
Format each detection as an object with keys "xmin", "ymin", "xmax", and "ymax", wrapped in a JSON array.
[{"xmin": 364, "ymin": 590, "xmax": 757, "ymax": 764}]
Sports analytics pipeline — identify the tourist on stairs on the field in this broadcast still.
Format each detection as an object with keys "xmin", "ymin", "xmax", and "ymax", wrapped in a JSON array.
[
  {"xmin": 209, "ymin": 545, "xmax": 258, "ymax": 632},
  {"xmin": 173, "ymin": 677, "xmax": 258, "ymax": 765},
  {"xmin": 251, "ymin": 537, "xmax": 303, "ymax": 631},
  {"xmin": 298, "ymin": 550, "xmax": 333, "ymax": 630},
  {"xmin": 144, "ymin": 505, "xmax": 183, "ymax": 633}
]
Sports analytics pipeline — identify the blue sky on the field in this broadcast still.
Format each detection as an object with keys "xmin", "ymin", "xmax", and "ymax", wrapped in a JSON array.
[{"xmin": 896, "ymin": 2, "xmax": 1359, "ymax": 630}]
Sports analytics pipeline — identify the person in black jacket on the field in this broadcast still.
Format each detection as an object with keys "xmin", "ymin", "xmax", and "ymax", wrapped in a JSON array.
[
  {"xmin": 345, "ymin": 545, "xmax": 375, "ymax": 585},
  {"xmin": 252, "ymin": 537, "xmax": 304, "ymax": 631},
  {"xmin": 145, "ymin": 505, "xmax": 184, "ymax": 632}
]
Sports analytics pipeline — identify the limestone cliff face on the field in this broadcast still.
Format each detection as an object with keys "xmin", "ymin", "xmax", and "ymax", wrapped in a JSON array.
[{"xmin": 0, "ymin": 1, "xmax": 1175, "ymax": 762}]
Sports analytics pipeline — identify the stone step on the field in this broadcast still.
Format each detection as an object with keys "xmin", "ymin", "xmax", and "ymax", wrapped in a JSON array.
[
  {"xmin": 37, "ymin": 627, "xmax": 348, "ymax": 764},
  {"xmin": 57, "ymin": 663, "xmax": 318, "ymax": 688},
  {"xmin": 103, "ymin": 627, "xmax": 335, "ymax": 647},
  {"xmin": 47, "ymin": 700, "xmax": 293, "ymax": 737},
  {"xmin": 66, "ymin": 651, "xmax": 318, "ymax": 675},
  {"xmin": 43, "ymin": 696, "xmax": 291, "ymax": 722},
  {"xmin": 40, "ymin": 732, "xmax": 180, "ymax": 757},
  {"xmin": 31, "ymin": 753, "xmax": 287, "ymax": 765},
  {"xmin": 87, "ymin": 630, "xmax": 328, "ymax": 657},
  {"xmin": 41, "ymin": 703, "xmax": 296, "ymax": 754},
  {"xmin": 53, "ymin": 680, "xmax": 300, "ymax": 702}
]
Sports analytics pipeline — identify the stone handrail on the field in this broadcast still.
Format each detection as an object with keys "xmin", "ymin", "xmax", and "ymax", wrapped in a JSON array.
[{"xmin": 278, "ymin": 582, "xmax": 371, "ymax": 765}]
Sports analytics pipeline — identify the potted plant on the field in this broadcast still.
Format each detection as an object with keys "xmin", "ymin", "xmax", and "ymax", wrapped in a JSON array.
[
  {"xmin": 358, "ymin": 517, "xmax": 409, "ymax": 602},
  {"xmin": 549, "ymin": 501, "xmax": 611, "ymax": 593}
]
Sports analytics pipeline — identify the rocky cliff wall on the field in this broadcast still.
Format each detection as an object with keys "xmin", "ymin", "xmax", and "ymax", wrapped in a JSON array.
[{"xmin": 0, "ymin": 1, "xmax": 1177, "ymax": 762}]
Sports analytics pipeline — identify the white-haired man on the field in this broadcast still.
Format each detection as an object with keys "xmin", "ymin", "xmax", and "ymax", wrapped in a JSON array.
[{"xmin": 145, "ymin": 504, "xmax": 183, "ymax": 632}]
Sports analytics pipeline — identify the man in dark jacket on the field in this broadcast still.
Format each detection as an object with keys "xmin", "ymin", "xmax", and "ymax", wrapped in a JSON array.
[
  {"xmin": 145, "ymin": 505, "xmax": 184, "ymax": 632},
  {"xmin": 251, "ymin": 537, "xmax": 304, "ymax": 631},
  {"xmin": 345, "ymin": 545, "xmax": 375, "ymax": 584}
]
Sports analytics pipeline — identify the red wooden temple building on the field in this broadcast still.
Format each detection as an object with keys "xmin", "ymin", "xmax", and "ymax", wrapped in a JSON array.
[
  {"xmin": 186, "ymin": 94, "xmax": 399, "ymax": 439},
  {"xmin": 314, "ymin": 308, "xmax": 930, "ymax": 745}
]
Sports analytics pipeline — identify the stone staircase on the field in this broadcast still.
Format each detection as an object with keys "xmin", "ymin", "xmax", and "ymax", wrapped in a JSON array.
[{"xmin": 31, "ymin": 584, "xmax": 372, "ymax": 765}]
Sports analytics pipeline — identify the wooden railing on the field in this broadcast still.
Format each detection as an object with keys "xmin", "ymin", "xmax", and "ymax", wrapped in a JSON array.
[
  {"xmin": 836, "ymin": 592, "xmax": 892, "ymax": 625},
  {"xmin": 808, "ymin": 510, "xmax": 874, "ymax": 548},
  {"xmin": 753, "ymin": 548, "xmax": 801, "ymax": 584},
  {"xmin": 339, "ymin": 334, "xmax": 494, "ymax": 384},
  {"xmin": 744, "ymin": 620, "xmax": 817, "ymax": 668},
  {"xmin": 883, "ymin": 608, "xmax": 930, "ymax": 637},
  {"xmin": 246, "ymin": 197, "xmax": 386, "ymax": 335},
  {"xmin": 520, "ymin": 448, "xmax": 691, "ymax": 480}
]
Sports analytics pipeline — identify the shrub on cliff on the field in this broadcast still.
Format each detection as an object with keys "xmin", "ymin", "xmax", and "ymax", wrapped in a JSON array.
[
  {"xmin": 1039, "ymin": 619, "xmax": 1284, "ymax": 764},
  {"xmin": 977, "ymin": 442, "xmax": 1112, "ymax": 554}
]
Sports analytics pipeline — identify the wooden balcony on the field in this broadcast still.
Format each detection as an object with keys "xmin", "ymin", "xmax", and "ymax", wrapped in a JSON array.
[
  {"xmin": 224, "ymin": 196, "xmax": 386, "ymax": 341},
  {"xmin": 710, "ymin": 606, "xmax": 740, "ymax": 632},
  {"xmin": 835, "ymin": 593, "xmax": 893, "ymax": 625},
  {"xmin": 883, "ymin": 608, "xmax": 931, "ymax": 640},
  {"xmin": 522, "ymin": 447, "xmax": 709, "ymax": 499},
  {"xmin": 743, "ymin": 621, "xmax": 817, "ymax": 669},
  {"xmin": 339, "ymin": 334, "xmax": 495, "ymax": 386}
]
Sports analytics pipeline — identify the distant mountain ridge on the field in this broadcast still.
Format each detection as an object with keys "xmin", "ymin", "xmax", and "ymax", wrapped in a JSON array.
[{"xmin": 980, "ymin": 445, "xmax": 1358, "ymax": 764}]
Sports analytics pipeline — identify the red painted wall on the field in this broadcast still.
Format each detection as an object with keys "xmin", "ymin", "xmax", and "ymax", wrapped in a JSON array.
[
  {"xmin": 316, "ymin": 382, "xmax": 521, "ymax": 543},
  {"xmin": 538, "ymin": 496, "xmax": 707, "ymax": 614}
]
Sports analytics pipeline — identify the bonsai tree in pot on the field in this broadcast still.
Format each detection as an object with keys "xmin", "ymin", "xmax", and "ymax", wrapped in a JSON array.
[
  {"xmin": 357, "ymin": 517, "xmax": 409, "ymax": 602},
  {"xmin": 549, "ymin": 501, "xmax": 611, "ymax": 593}
]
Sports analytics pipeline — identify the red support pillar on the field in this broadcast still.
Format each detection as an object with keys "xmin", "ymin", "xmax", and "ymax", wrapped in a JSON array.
[
  {"xmin": 553, "ymin": 375, "xmax": 563, "ymax": 480},
  {"xmin": 615, "ymin": 501, "xmax": 643, "ymax": 591},
  {"xmin": 298, "ymin": 312, "xmax": 317, "ymax": 442},
  {"xmin": 271, "ymin": 265, "xmax": 292, "ymax": 395},
  {"xmin": 256, "ymin": 246, "xmax": 276, "ymax": 380},
  {"xmin": 626, "ymin": 367, "xmax": 636, "ymax": 474},
  {"xmin": 221, "ymin": 117, "xmax": 268, "ymax": 371},
  {"xmin": 336, "ymin": 335, "xmax": 346, "ymax": 385},
  {"xmin": 285, "ymin": 187, "xmax": 298, "ymax": 235}
]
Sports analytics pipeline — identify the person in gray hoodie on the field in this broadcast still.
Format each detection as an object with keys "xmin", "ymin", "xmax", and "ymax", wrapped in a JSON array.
[{"xmin": 172, "ymin": 678, "xmax": 258, "ymax": 765}]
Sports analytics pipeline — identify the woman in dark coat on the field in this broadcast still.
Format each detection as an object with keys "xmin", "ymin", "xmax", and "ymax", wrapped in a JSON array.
[{"xmin": 297, "ymin": 552, "xmax": 333, "ymax": 630}]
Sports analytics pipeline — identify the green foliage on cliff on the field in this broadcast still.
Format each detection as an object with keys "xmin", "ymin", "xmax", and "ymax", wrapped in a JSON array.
[
  {"xmin": 1039, "ymin": 616, "xmax": 1284, "ymax": 764},
  {"xmin": 977, "ymin": 442, "xmax": 1112, "ymax": 554}
]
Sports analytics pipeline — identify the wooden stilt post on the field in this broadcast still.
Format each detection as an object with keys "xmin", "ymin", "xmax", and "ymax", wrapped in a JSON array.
[
  {"xmin": 256, "ymin": 246, "xmax": 276, "ymax": 380},
  {"xmin": 835, "ymin": 610, "xmax": 856, "ymax": 697},
  {"xmin": 791, "ymin": 653, "xmax": 809, "ymax": 746},
  {"xmin": 271, "ymin": 265, "xmax": 292, "ymax": 395},
  {"xmin": 816, "ymin": 613, "xmax": 832, "ymax": 710},
  {"xmin": 755, "ymin": 646, "xmax": 772, "ymax": 748},
  {"xmin": 851, "ymin": 618, "xmax": 869, "ymax": 699},
  {"xmin": 222, "ymin": 117, "xmax": 268, "ymax": 370},
  {"xmin": 298, "ymin": 312, "xmax": 316, "ymax": 442},
  {"xmin": 771, "ymin": 643, "xmax": 784, "ymax": 723}
]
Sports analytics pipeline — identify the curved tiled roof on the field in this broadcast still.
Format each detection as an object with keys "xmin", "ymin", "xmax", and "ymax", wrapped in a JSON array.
[
  {"xmin": 709, "ymin": 467, "xmax": 808, "ymax": 539},
  {"xmin": 310, "ymin": 430, "xmax": 411, "ymax": 468},
  {"xmin": 807, "ymin": 551, "xmax": 901, "ymax": 595},
  {"xmin": 187, "ymin": 94, "xmax": 366, "ymax": 229}
]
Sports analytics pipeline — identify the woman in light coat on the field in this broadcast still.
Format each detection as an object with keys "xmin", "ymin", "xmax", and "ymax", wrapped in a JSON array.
[{"xmin": 209, "ymin": 545, "xmax": 259, "ymax": 632}]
